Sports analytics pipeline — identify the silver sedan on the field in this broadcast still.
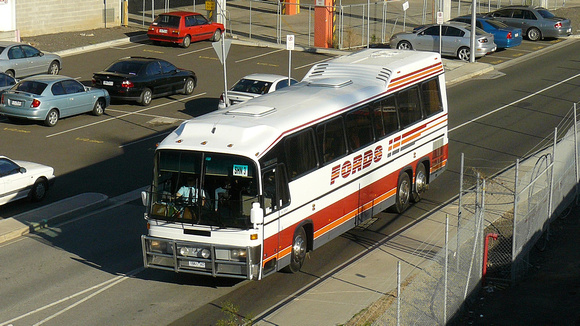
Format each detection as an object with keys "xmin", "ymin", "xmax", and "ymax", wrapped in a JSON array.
[
  {"xmin": 0, "ymin": 75, "xmax": 110, "ymax": 127},
  {"xmin": 0, "ymin": 42, "xmax": 62, "ymax": 78},
  {"xmin": 389, "ymin": 22, "xmax": 497, "ymax": 61}
]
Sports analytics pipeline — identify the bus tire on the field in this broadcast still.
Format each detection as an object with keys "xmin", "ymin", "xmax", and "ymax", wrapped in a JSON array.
[
  {"xmin": 284, "ymin": 227, "xmax": 307, "ymax": 273},
  {"xmin": 395, "ymin": 172, "xmax": 411, "ymax": 214},
  {"xmin": 411, "ymin": 163, "xmax": 427, "ymax": 203}
]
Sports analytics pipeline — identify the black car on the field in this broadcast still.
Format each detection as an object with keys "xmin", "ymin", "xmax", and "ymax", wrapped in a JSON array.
[{"xmin": 92, "ymin": 57, "xmax": 197, "ymax": 106}]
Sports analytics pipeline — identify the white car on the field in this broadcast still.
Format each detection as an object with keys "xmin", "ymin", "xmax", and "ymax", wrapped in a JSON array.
[
  {"xmin": 0, "ymin": 156, "xmax": 55, "ymax": 205},
  {"xmin": 218, "ymin": 73, "xmax": 298, "ymax": 109}
]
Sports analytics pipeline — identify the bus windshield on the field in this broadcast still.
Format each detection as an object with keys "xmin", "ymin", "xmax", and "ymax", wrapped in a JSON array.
[{"xmin": 147, "ymin": 150, "xmax": 259, "ymax": 229}]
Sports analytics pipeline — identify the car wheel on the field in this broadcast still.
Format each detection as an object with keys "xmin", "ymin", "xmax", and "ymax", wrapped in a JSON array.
[
  {"xmin": 527, "ymin": 27, "xmax": 541, "ymax": 41},
  {"xmin": 29, "ymin": 178, "xmax": 48, "ymax": 202},
  {"xmin": 457, "ymin": 47, "xmax": 470, "ymax": 61},
  {"xmin": 183, "ymin": 78, "xmax": 195, "ymax": 95},
  {"xmin": 92, "ymin": 99, "xmax": 104, "ymax": 116},
  {"xmin": 211, "ymin": 29, "xmax": 222, "ymax": 42},
  {"xmin": 181, "ymin": 35, "xmax": 191, "ymax": 48},
  {"xmin": 397, "ymin": 40, "xmax": 413, "ymax": 50},
  {"xmin": 5, "ymin": 70, "xmax": 14, "ymax": 78},
  {"xmin": 394, "ymin": 172, "xmax": 411, "ymax": 214},
  {"xmin": 139, "ymin": 88, "xmax": 152, "ymax": 106},
  {"xmin": 48, "ymin": 61, "xmax": 60, "ymax": 75},
  {"xmin": 44, "ymin": 109, "xmax": 59, "ymax": 127}
]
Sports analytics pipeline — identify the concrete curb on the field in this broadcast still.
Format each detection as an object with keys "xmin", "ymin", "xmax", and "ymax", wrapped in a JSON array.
[
  {"xmin": 0, "ymin": 192, "xmax": 108, "ymax": 244},
  {"xmin": 54, "ymin": 33, "xmax": 148, "ymax": 58}
]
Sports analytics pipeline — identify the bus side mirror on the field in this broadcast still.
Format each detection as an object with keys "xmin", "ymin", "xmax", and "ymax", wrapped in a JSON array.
[
  {"xmin": 250, "ymin": 202, "xmax": 264, "ymax": 226},
  {"xmin": 141, "ymin": 190, "xmax": 149, "ymax": 206}
]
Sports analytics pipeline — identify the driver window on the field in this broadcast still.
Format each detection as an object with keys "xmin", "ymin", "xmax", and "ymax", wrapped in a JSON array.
[{"xmin": 262, "ymin": 164, "xmax": 290, "ymax": 215}]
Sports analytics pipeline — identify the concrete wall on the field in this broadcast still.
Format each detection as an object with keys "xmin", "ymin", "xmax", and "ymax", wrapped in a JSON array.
[{"xmin": 16, "ymin": 0, "xmax": 120, "ymax": 37}]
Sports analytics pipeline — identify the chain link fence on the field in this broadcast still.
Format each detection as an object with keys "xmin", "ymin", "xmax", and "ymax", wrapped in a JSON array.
[
  {"xmin": 129, "ymin": 0, "xmax": 570, "ymax": 50},
  {"xmin": 366, "ymin": 101, "xmax": 580, "ymax": 325}
]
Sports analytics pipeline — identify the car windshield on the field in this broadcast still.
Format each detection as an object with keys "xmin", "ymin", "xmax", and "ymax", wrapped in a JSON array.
[
  {"xmin": 153, "ymin": 15, "xmax": 181, "ymax": 28},
  {"xmin": 486, "ymin": 19, "xmax": 509, "ymax": 29},
  {"xmin": 537, "ymin": 9, "xmax": 555, "ymax": 19},
  {"xmin": 14, "ymin": 81, "xmax": 48, "ymax": 95},
  {"xmin": 231, "ymin": 79, "xmax": 272, "ymax": 94},
  {"xmin": 105, "ymin": 61, "xmax": 145, "ymax": 75}
]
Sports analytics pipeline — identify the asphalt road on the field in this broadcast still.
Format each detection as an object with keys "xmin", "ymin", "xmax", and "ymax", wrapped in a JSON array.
[{"xmin": 0, "ymin": 39, "xmax": 578, "ymax": 325}]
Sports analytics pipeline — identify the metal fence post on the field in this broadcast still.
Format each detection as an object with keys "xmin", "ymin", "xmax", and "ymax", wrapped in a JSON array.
[
  {"xmin": 397, "ymin": 260, "xmax": 401, "ymax": 326},
  {"xmin": 444, "ymin": 214, "xmax": 449, "ymax": 323},
  {"xmin": 457, "ymin": 153, "xmax": 464, "ymax": 271},
  {"xmin": 512, "ymin": 158, "xmax": 519, "ymax": 284}
]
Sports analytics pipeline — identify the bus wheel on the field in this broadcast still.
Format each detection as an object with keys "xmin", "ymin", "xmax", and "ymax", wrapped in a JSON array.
[
  {"xmin": 395, "ymin": 172, "xmax": 411, "ymax": 214},
  {"xmin": 412, "ymin": 163, "xmax": 427, "ymax": 203},
  {"xmin": 285, "ymin": 227, "xmax": 307, "ymax": 273}
]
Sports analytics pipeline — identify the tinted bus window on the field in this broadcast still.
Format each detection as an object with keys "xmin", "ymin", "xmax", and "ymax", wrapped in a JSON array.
[
  {"xmin": 317, "ymin": 117, "xmax": 347, "ymax": 165},
  {"xmin": 345, "ymin": 107, "xmax": 374, "ymax": 151},
  {"xmin": 421, "ymin": 78, "xmax": 443, "ymax": 117},
  {"xmin": 397, "ymin": 86, "xmax": 422, "ymax": 128},
  {"xmin": 285, "ymin": 129, "xmax": 317, "ymax": 180},
  {"xmin": 370, "ymin": 95, "xmax": 399, "ymax": 138}
]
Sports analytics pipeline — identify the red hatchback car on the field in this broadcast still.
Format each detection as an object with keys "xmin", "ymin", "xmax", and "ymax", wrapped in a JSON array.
[{"xmin": 147, "ymin": 11, "xmax": 224, "ymax": 48}]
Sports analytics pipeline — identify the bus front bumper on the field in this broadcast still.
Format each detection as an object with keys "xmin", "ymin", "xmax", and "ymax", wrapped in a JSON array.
[{"xmin": 141, "ymin": 235, "xmax": 261, "ymax": 280}]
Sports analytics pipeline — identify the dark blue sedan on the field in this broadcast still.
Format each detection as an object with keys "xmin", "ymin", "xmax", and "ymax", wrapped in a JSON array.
[{"xmin": 451, "ymin": 15, "xmax": 522, "ymax": 49}]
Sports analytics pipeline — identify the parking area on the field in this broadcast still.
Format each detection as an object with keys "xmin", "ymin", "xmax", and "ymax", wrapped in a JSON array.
[{"xmin": 477, "ymin": 37, "xmax": 569, "ymax": 65}]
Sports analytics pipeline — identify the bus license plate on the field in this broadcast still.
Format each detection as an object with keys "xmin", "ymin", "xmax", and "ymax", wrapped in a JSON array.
[{"xmin": 189, "ymin": 261, "xmax": 205, "ymax": 268}]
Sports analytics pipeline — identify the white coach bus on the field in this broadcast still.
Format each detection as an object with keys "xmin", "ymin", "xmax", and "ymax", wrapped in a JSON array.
[{"xmin": 141, "ymin": 49, "xmax": 449, "ymax": 280}]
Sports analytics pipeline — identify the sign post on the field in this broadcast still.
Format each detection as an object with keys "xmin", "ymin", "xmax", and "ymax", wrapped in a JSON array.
[{"xmin": 286, "ymin": 35, "xmax": 295, "ymax": 84}]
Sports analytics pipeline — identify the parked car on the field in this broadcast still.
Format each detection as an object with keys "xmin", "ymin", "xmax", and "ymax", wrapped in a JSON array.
[
  {"xmin": 0, "ymin": 42, "xmax": 62, "ymax": 78},
  {"xmin": 390, "ymin": 22, "xmax": 496, "ymax": 61},
  {"xmin": 0, "ymin": 75, "xmax": 110, "ymax": 127},
  {"xmin": 0, "ymin": 156, "xmax": 55, "ymax": 205},
  {"xmin": 484, "ymin": 6, "xmax": 571, "ymax": 41},
  {"xmin": 218, "ymin": 73, "xmax": 298, "ymax": 109},
  {"xmin": 450, "ymin": 15, "xmax": 522, "ymax": 49},
  {"xmin": 0, "ymin": 72, "xmax": 16, "ymax": 92},
  {"xmin": 92, "ymin": 57, "xmax": 197, "ymax": 106},
  {"xmin": 147, "ymin": 11, "xmax": 224, "ymax": 48}
]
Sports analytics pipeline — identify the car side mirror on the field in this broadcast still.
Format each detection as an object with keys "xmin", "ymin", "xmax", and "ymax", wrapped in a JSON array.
[{"xmin": 19, "ymin": 167, "xmax": 26, "ymax": 173}]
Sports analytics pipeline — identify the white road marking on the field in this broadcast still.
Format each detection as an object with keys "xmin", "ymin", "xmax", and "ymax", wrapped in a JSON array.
[
  {"xmin": 294, "ymin": 57, "xmax": 334, "ymax": 70},
  {"xmin": 46, "ymin": 92, "xmax": 206, "ymax": 138},
  {"xmin": 177, "ymin": 46, "xmax": 213, "ymax": 56},
  {"xmin": 449, "ymin": 72, "xmax": 580, "ymax": 133},
  {"xmin": 234, "ymin": 49, "xmax": 285, "ymax": 63}
]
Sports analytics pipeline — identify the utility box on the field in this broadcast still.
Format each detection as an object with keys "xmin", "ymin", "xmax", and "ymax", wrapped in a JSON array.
[{"xmin": 314, "ymin": 0, "xmax": 333, "ymax": 48}]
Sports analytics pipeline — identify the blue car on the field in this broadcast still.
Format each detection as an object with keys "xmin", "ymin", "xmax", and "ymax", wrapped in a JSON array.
[
  {"xmin": 451, "ymin": 15, "xmax": 522, "ymax": 49},
  {"xmin": 0, "ymin": 75, "xmax": 110, "ymax": 127}
]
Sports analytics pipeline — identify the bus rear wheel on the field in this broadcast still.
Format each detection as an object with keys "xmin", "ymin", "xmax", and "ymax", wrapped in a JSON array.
[
  {"xmin": 285, "ymin": 227, "xmax": 307, "ymax": 273},
  {"xmin": 395, "ymin": 172, "xmax": 411, "ymax": 214},
  {"xmin": 412, "ymin": 163, "xmax": 427, "ymax": 203}
]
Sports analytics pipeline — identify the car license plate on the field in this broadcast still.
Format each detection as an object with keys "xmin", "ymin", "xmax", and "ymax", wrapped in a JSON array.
[
  {"xmin": 10, "ymin": 100, "xmax": 22, "ymax": 107},
  {"xmin": 159, "ymin": 29, "xmax": 168, "ymax": 34},
  {"xmin": 103, "ymin": 80, "xmax": 114, "ymax": 86},
  {"xmin": 188, "ymin": 261, "xmax": 205, "ymax": 268}
]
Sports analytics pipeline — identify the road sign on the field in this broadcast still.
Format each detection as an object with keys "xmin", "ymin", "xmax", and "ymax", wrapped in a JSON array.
[
  {"xmin": 437, "ymin": 11, "xmax": 444, "ymax": 24},
  {"xmin": 287, "ymin": 34, "xmax": 295, "ymax": 51},
  {"xmin": 212, "ymin": 39, "xmax": 232, "ymax": 64}
]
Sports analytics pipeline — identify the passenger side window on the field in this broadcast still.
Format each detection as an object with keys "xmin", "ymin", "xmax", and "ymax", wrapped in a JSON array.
[
  {"xmin": 51, "ymin": 82, "xmax": 66, "ymax": 95},
  {"xmin": 523, "ymin": 10, "xmax": 536, "ymax": 20},
  {"xmin": 444, "ymin": 26, "xmax": 464, "ymax": 37},
  {"xmin": 21, "ymin": 45, "xmax": 41, "ymax": 58},
  {"xmin": 8, "ymin": 46, "xmax": 24, "ymax": 59},
  {"xmin": 420, "ymin": 78, "xmax": 443, "ymax": 117},
  {"xmin": 185, "ymin": 16, "xmax": 196, "ymax": 27},
  {"xmin": 317, "ymin": 117, "xmax": 347, "ymax": 165},
  {"xmin": 62, "ymin": 80, "xmax": 85, "ymax": 93},
  {"xmin": 160, "ymin": 60, "xmax": 177, "ymax": 74},
  {"xmin": 397, "ymin": 86, "xmax": 423, "ymax": 128},
  {"xmin": 370, "ymin": 95, "xmax": 399, "ymax": 138},
  {"xmin": 146, "ymin": 62, "xmax": 162, "ymax": 76},
  {"xmin": 423, "ymin": 26, "xmax": 441, "ymax": 36},
  {"xmin": 285, "ymin": 129, "xmax": 317, "ymax": 180},
  {"xmin": 345, "ymin": 107, "xmax": 373, "ymax": 152}
]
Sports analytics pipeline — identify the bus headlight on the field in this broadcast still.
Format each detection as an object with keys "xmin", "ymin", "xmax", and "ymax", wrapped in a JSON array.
[
  {"xmin": 215, "ymin": 248, "xmax": 247, "ymax": 261},
  {"xmin": 177, "ymin": 246, "xmax": 211, "ymax": 258},
  {"xmin": 201, "ymin": 248, "xmax": 211, "ymax": 259},
  {"xmin": 150, "ymin": 240, "xmax": 166, "ymax": 253}
]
